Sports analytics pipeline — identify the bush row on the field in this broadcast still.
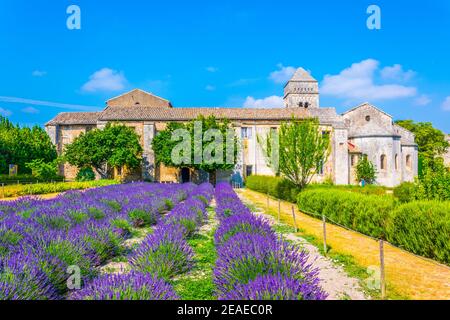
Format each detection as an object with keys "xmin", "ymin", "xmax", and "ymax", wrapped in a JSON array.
[
  {"xmin": 297, "ymin": 189, "xmax": 450, "ymax": 264},
  {"xmin": 0, "ymin": 174, "xmax": 64, "ymax": 184},
  {"xmin": 213, "ymin": 182, "xmax": 326, "ymax": 300},
  {"xmin": 245, "ymin": 175, "xmax": 389, "ymax": 203},
  {"xmin": 0, "ymin": 180, "xmax": 118, "ymax": 199}
]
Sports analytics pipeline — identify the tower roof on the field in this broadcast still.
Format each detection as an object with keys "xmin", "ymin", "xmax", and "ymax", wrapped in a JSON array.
[{"xmin": 289, "ymin": 68, "xmax": 317, "ymax": 82}]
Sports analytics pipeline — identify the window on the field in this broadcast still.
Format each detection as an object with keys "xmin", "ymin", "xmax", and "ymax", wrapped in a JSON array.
[
  {"xmin": 395, "ymin": 154, "xmax": 399, "ymax": 171},
  {"xmin": 304, "ymin": 102, "xmax": 309, "ymax": 108},
  {"xmin": 366, "ymin": 115, "xmax": 371, "ymax": 122},
  {"xmin": 351, "ymin": 155, "xmax": 358, "ymax": 167},
  {"xmin": 406, "ymin": 155, "xmax": 412, "ymax": 170},
  {"xmin": 298, "ymin": 102, "xmax": 303, "ymax": 108},
  {"xmin": 380, "ymin": 154, "xmax": 387, "ymax": 170},
  {"xmin": 245, "ymin": 165, "xmax": 253, "ymax": 177},
  {"xmin": 317, "ymin": 160, "xmax": 324, "ymax": 175},
  {"xmin": 241, "ymin": 127, "xmax": 252, "ymax": 139}
]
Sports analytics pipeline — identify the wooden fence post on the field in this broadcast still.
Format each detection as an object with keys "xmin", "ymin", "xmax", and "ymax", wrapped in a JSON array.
[
  {"xmin": 380, "ymin": 240, "xmax": 386, "ymax": 299},
  {"xmin": 291, "ymin": 205, "xmax": 298, "ymax": 233},
  {"xmin": 322, "ymin": 215, "xmax": 327, "ymax": 255},
  {"xmin": 266, "ymin": 193, "xmax": 269, "ymax": 212},
  {"xmin": 1, "ymin": 183, "xmax": 4, "ymax": 198}
]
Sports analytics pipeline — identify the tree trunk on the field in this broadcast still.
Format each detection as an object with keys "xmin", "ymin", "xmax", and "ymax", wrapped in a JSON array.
[{"xmin": 208, "ymin": 170, "xmax": 217, "ymax": 186}]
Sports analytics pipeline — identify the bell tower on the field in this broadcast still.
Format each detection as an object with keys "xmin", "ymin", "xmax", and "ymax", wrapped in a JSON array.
[{"xmin": 284, "ymin": 68, "xmax": 319, "ymax": 108}]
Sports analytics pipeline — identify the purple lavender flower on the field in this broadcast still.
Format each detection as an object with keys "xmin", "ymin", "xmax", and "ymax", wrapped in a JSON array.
[
  {"xmin": 222, "ymin": 273, "xmax": 327, "ymax": 300},
  {"xmin": 129, "ymin": 224, "xmax": 194, "ymax": 280},
  {"xmin": 69, "ymin": 272, "xmax": 179, "ymax": 300}
]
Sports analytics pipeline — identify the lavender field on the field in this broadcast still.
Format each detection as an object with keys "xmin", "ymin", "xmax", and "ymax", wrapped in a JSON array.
[{"xmin": 0, "ymin": 182, "xmax": 325, "ymax": 300}]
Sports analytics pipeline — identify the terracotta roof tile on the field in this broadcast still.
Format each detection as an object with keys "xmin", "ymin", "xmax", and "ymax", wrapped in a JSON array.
[{"xmin": 46, "ymin": 112, "xmax": 101, "ymax": 126}]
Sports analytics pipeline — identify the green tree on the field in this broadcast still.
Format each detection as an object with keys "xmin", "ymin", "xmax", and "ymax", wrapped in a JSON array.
[
  {"xmin": 395, "ymin": 120, "xmax": 449, "ymax": 160},
  {"xmin": 415, "ymin": 158, "xmax": 450, "ymax": 201},
  {"xmin": 64, "ymin": 123, "xmax": 142, "ymax": 178},
  {"xmin": 356, "ymin": 155, "xmax": 377, "ymax": 185},
  {"xmin": 259, "ymin": 117, "xmax": 330, "ymax": 189},
  {"xmin": 0, "ymin": 116, "xmax": 57, "ymax": 174},
  {"xmin": 152, "ymin": 116, "xmax": 238, "ymax": 185}
]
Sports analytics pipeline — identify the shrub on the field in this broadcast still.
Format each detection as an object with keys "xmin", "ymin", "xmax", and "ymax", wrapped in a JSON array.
[
  {"xmin": 355, "ymin": 155, "xmax": 376, "ymax": 184},
  {"xmin": 213, "ymin": 233, "xmax": 318, "ymax": 298},
  {"xmin": 76, "ymin": 167, "xmax": 96, "ymax": 182},
  {"xmin": 26, "ymin": 159, "xmax": 60, "ymax": 181},
  {"xmin": 69, "ymin": 272, "xmax": 179, "ymax": 300},
  {"xmin": 246, "ymin": 176, "xmax": 301, "ymax": 203},
  {"xmin": 386, "ymin": 201, "xmax": 450, "ymax": 264},
  {"xmin": 130, "ymin": 224, "xmax": 194, "ymax": 280},
  {"xmin": 222, "ymin": 274, "xmax": 326, "ymax": 300},
  {"xmin": 128, "ymin": 209, "xmax": 158, "ymax": 228},
  {"xmin": 297, "ymin": 189, "xmax": 397, "ymax": 239},
  {"xmin": 214, "ymin": 214, "xmax": 276, "ymax": 247},
  {"xmin": 393, "ymin": 182, "xmax": 416, "ymax": 203}
]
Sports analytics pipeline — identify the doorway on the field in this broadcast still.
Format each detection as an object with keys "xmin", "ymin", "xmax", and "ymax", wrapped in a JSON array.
[{"xmin": 181, "ymin": 168, "xmax": 191, "ymax": 183}]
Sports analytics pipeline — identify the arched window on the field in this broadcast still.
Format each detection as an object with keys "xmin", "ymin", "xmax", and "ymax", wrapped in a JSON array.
[
  {"xmin": 304, "ymin": 102, "xmax": 309, "ymax": 109},
  {"xmin": 380, "ymin": 154, "xmax": 387, "ymax": 170},
  {"xmin": 298, "ymin": 102, "xmax": 303, "ymax": 108},
  {"xmin": 406, "ymin": 155, "xmax": 412, "ymax": 170},
  {"xmin": 395, "ymin": 154, "xmax": 398, "ymax": 170}
]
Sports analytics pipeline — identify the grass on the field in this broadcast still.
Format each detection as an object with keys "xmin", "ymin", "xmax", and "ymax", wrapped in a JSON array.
[
  {"xmin": 171, "ymin": 207, "xmax": 217, "ymax": 300},
  {"xmin": 239, "ymin": 188, "xmax": 450, "ymax": 300}
]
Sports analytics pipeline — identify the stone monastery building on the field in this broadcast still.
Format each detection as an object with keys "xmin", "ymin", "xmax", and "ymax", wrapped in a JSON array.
[{"xmin": 46, "ymin": 68, "xmax": 418, "ymax": 187}]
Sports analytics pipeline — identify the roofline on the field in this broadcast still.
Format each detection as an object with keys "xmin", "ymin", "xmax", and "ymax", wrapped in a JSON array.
[
  {"xmin": 342, "ymin": 102, "xmax": 393, "ymax": 119},
  {"xmin": 106, "ymin": 89, "xmax": 171, "ymax": 104}
]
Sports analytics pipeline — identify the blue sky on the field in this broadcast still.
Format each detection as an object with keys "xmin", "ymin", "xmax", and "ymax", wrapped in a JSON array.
[{"xmin": 0, "ymin": 0, "xmax": 449, "ymax": 132}]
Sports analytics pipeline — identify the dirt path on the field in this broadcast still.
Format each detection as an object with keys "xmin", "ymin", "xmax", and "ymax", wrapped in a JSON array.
[
  {"xmin": 0, "ymin": 192, "xmax": 60, "ymax": 202},
  {"xmin": 241, "ymin": 195, "xmax": 368, "ymax": 300},
  {"xmin": 239, "ymin": 189, "xmax": 450, "ymax": 300}
]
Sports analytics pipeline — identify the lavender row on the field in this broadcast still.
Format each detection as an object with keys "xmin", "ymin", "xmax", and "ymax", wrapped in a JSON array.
[
  {"xmin": 0, "ymin": 183, "xmax": 195, "ymax": 300},
  {"xmin": 213, "ymin": 182, "xmax": 327, "ymax": 300},
  {"xmin": 71, "ymin": 183, "xmax": 214, "ymax": 300}
]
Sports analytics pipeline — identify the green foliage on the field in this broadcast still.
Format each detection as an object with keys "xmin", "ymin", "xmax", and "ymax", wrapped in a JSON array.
[
  {"xmin": 128, "ymin": 209, "xmax": 158, "ymax": 227},
  {"xmin": 26, "ymin": 159, "xmax": 60, "ymax": 181},
  {"xmin": 258, "ymin": 117, "xmax": 330, "ymax": 189},
  {"xmin": 386, "ymin": 201, "xmax": 450, "ymax": 264},
  {"xmin": 298, "ymin": 189, "xmax": 396, "ymax": 239},
  {"xmin": 415, "ymin": 158, "xmax": 450, "ymax": 201},
  {"xmin": 64, "ymin": 123, "xmax": 142, "ymax": 178},
  {"xmin": 355, "ymin": 155, "xmax": 377, "ymax": 184},
  {"xmin": 297, "ymin": 189, "xmax": 450, "ymax": 264},
  {"xmin": 245, "ymin": 175, "xmax": 301, "ymax": 203},
  {"xmin": 76, "ymin": 167, "xmax": 96, "ymax": 182},
  {"xmin": 396, "ymin": 120, "xmax": 449, "ymax": 160},
  {"xmin": 393, "ymin": 182, "xmax": 416, "ymax": 203},
  {"xmin": 0, "ymin": 116, "xmax": 57, "ymax": 175},
  {"xmin": 151, "ymin": 116, "xmax": 238, "ymax": 184}
]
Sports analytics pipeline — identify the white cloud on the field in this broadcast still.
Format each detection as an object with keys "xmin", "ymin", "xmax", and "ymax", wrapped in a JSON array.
[
  {"xmin": 0, "ymin": 107, "xmax": 12, "ymax": 117},
  {"xmin": 321, "ymin": 59, "xmax": 417, "ymax": 101},
  {"xmin": 414, "ymin": 95, "xmax": 431, "ymax": 106},
  {"xmin": 32, "ymin": 70, "xmax": 47, "ymax": 77},
  {"xmin": 0, "ymin": 96, "xmax": 98, "ymax": 111},
  {"xmin": 21, "ymin": 106, "xmax": 40, "ymax": 114},
  {"xmin": 205, "ymin": 85, "xmax": 216, "ymax": 91},
  {"xmin": 269, "ymin": 64, "xmax": 296, "ymax": 84},
  {"xmin": 81, "ymin": 68, "xmax": 127, "ymax": 93},
  {"xmin": 442, "ymin": 97, "xmax": 450, "ymax": 111},
  {"xmin": 380, "ymin": 64, "xmax": 416, "ymax": 82},
  {"xmin": 243, "ymin": 95, "xmax": 284, "ymax": 108},
  {"xmin": 206, "ymin": 66, "xmax": 218, "ymax": 73}
]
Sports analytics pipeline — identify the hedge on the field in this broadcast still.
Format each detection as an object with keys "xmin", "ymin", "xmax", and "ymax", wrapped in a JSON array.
[
  {"xmin": 297, "ymin": 189, "xmax": 450, "ymax": 264},
  {"xmin": 245, "ymin": 175, "xmax": 389, "ymax": 201},
  {"xmin": 0, "ymin": 180, "xmax": 118, "ymax": 199},
  {"xmin": 245, "ymin": 176, "xmax": 301, "ymax": 203},
  {"xmin": 386, "ymin": 201, "xmax": 450, "ymax": 264},
  {"xmin": 297, "ymin": 189, "xmax": 397, "ymax": 239}
]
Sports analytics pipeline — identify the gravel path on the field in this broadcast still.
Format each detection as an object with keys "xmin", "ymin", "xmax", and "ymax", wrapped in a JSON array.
[{"xmin": 239, "ymin": 194, "xmax": 369, "ymax": 300}]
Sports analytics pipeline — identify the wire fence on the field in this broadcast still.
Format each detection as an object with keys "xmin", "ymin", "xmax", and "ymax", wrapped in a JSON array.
[{"xmin": 237, "ymin": 187, "xmax": 450, "ymax": 299}]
